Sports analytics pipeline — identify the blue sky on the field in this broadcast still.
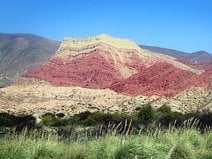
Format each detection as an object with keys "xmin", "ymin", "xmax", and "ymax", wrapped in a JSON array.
[{"xmin": 0, "ymin": 0, "xmax": 211, "ymax": 53}]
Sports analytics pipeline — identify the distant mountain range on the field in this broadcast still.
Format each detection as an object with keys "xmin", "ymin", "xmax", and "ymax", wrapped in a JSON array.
[
  {"xmin": 0, "ymin": 33, "xmax": 211, "ymax": 88},
  {"xmin": 0, "ymin": 33, "xmax": 60, "ymax": 87},
  {"xmin": 140, "ymin": 45, "xmax": 212, "ymax": 64}
]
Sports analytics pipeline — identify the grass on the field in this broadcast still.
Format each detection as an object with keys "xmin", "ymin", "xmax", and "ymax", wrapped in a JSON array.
[
  {"xmin": 0, "ymin": 127, "xmax": 211, "ymax": 159},
  {"xmin": 0, "ymin": 107, "xmax": 211, "ymax": 158}
]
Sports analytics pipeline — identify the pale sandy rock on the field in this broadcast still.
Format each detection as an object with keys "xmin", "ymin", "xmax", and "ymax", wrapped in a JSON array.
[{"xmin": 0, "ymin": 78, "xmax": 211, "ymax": 116}]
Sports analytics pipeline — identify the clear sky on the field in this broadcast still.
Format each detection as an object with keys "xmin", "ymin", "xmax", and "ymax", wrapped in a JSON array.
[{"xmin": 0, "ymin": 0, "xmax": 211, "ymax": 53}]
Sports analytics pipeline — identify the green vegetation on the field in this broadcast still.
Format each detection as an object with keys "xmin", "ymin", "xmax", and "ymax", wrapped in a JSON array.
[
  {"xmin": 0, "ymin": 104, "xmax": 212, "ymax": 158},
  {"xmin": 0, "ymin": 112, "xmax": 35, "ymax": 127},
  {"xmin": 137, "ymin": 103, "xmax": 155, "ymax": 125},
  {"xmin": 0, "ymin": 127, "xmax": 211, "ymax": 159}
]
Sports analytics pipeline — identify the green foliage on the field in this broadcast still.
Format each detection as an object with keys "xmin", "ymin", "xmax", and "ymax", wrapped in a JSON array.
[
  {"xmin": 0, "ymin": 113, "xmax": 35, "ymax": 128},
  {"xmin": 79, "ymin": 111, "xmax": 129, "ymax": 126},
  {"xmin": 0, "ymin": 113, "xmax": 16, "ymax": 127},
  {"xmin": 138, "ymin": 103, "xmax": 155, "ymax": 125},
  {"xmin": 82, "ymin": 112, "xmax": 112, "ymax": 126},
  {"xmin": 198, "ymin": 113, "xmax": 212, "ymax": 128},
  {"xmin": 170, "ymin": 144, "xmax": 194, "ymax": 159},
  {"xmin": 0, "ymin": 129, "xmax": 211, "ymax": 159},
  {"xmin": 76, "ymin": 111, "xmax": 92, "ymax": 121},
  {"xmin": 40, "ymin": 113, "xmax": 59, "ymax": 126},
  {"xmin": 34, "ymin": 145, "xmax": 59, "ymax": 159},
  {"xmin": 114, "ymin": 142, "xmax": 146, "ymax": 159},
  {"xmin": 157, "ymin": 112, "xmax": 186, "ymax": 127},
  {"xmin": 157, "ymin": 104, "xmax": 172, "ymax": 115}
]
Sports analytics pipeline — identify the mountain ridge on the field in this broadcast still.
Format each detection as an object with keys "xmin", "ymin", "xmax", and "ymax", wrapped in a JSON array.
[
  {"xmin": 0, "ymin": 33, "xmax": 60, "ymax": 87},
  {"xmin": 140, "ymin": 45, "xmax": 212, "ymax": 64}
]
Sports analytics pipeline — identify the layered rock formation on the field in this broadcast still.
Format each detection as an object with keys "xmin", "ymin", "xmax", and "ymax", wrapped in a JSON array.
[
  {"xmin": 25, "ymin": 34, "xmax": 208, "ymax": 96},
  {"xmin": 0, "ymin": 34, "xmax": 211, "ymax": 116}
]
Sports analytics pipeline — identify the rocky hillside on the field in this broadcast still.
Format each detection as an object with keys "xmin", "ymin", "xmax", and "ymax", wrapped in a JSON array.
[
  {"xmin": 0, "ymin": 34, "xmax": 211, "ymax": 116},
  {"xmin": 25, "ymin": 34, "xmax": 208, "ymax": 96},
  {"xmin": 0, "ymin": 33, "xmax": 60, "ymax": 87}
]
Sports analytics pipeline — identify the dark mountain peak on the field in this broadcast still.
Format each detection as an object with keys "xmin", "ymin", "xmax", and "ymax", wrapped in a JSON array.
[
  {"xmin": 140, "ymin": 45, "xmax": 212, "ymax": 64},
  {"xmin": 191, "ymin": 51, "xmax": 211, "ymax": 55},
  {"xmin": 0, "ymin": 33, "xmax": 60, "ymax": 87}
]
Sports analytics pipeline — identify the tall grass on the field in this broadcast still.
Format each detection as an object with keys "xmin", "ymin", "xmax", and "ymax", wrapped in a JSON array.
[{"xmin": 0, "ymin": 126, "xmax": 211, "ymax": 159}]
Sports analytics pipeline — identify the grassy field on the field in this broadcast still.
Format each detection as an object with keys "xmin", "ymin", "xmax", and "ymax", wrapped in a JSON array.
[
  {"xmin": 0, "ymin": 105, "xmax": 212, "ymax": 158},
  {"xmin": 0, "ymin": 127, "xmax": 211, "ymax": 159}
]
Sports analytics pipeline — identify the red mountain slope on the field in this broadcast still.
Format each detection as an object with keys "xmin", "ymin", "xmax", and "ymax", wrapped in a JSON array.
[{"xmin": 25, "ymin": 34, "xmax": 211, "ymax": 96}]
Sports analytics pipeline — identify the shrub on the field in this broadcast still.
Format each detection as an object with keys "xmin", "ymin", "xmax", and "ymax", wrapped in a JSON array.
[
  {"xmin": 40, "ymin": 113, "xmax": 59, "ymax": 126},
  {"xmin": 75, "ymin": 111, "xmax": 91, "ymax": 121},
  {"xmin": 81, "ymin": 112, "xmax": 130, "ymax": 126},
  {"xmin": 157, "ymin": 112, "xmax": 188, "ymax": 128},
  {"xmin": 137, "ymin": 103, "xmax": 155, "ymax": 125},
  {"xmin": 0, "ymin": 113, "xmax": 36, "ymax": 129},
  {"xmin": 0, "ymin": 113, "xmax": 16, "ymax": 127},
  {"xmin": 198, "ymin": 113, "xmax": 212, "ymax": 128},
  {"xmin": 56, "ymin": 113, "xmax": 65, "ymax": 118},
  {"xmin": 157, "ymin": 104, "xmax": 172, "ymax": 115},
  {"xmin": 82, "ymin": 112, "xmax": 112, "ymax": 126}
]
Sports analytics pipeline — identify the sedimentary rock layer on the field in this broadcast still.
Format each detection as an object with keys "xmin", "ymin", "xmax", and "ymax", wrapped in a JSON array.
[{"xmin": 25, "ymin": 34, "xmax": 211, "ymax": 96}]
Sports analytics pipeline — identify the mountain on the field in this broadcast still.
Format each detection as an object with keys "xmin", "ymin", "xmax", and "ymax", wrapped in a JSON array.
[
  {"xmin": 24, "ymin": 34, "xmax": 206, "ymax": 96},
  {"xmin": 0, "ymin": 34, "xmax": 211, "ymax": 116},
  {"xmin": 0, "ymin": 33, "xmax": 60, "ymax": 87},
  {"xmin": 140, "ymin": 45, "xmax": 212, "ymax": 64}
]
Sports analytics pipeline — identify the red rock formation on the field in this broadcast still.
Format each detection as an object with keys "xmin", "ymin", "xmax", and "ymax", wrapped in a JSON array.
[
  {"xmin": 25, "ymin": 53, "xmax": 211, "ymax": 97},
  {"xmin": 24, "ymin": 35, "xmax": 211, "ymax": 97},
  {"xmin": 25, "ymin": 50, "xmax": 123, "ymax": 89},
  {"xmin": 110, "ymin": 62, "xmax": 209, "ymax": 96}
]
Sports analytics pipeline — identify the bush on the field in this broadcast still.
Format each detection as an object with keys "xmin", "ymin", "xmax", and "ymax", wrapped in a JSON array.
[
  {"xmin": 82, "ymin": 112, "xmax": 112, "ymax": 126},
  {"xmin": 157, "ymin": 104, "xmax": 172, "ymax": 115},
  {"xmin": 138, "ymin": 104, "xmax": 155, "ymax": 125},
  {"xmin": 0, "ymin": 113, "xmax": 36, "ymax": 129},
  {"xmin": 81, "ymin": 112, "xmax": 130, "ymax": 126},
  {"xmin": 157, "ymin": 112, "xmax": 186, "ymax": 127},
  {"xmin": 198, "ymin": 113, "xmax": 212, "ymax": 128},
  {"xmin": 40, "ymin": 113, "xmax": 59, "ymax": 126},
  {"xmin": 0, "ymin": 113, "xmax": 16, "ymax": 127},
  {"xmin": 75, "ymin": 111, "xmax": 92, "ymax": 121}
]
